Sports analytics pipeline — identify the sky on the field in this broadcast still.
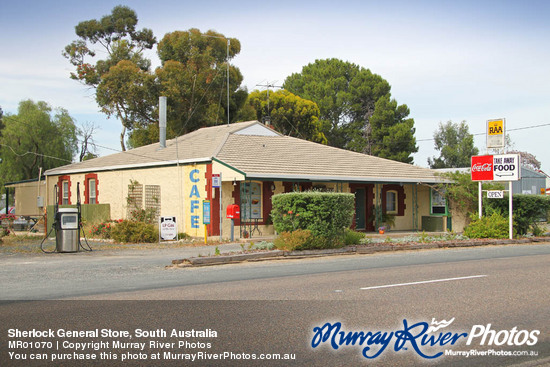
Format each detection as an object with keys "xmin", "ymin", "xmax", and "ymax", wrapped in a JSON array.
[{"xmin": 1, "ymin": 0, "xmax": 549, "ymax": 173}]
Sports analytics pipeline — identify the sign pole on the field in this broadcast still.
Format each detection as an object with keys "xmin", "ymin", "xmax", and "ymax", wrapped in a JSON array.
[
  {"xmin": 219, "ymin": 172, "xmax": 223, "ymax": 242},
  {"xmin": 509, "ymin": 181, "xmax": 513, "ymax": 239},
  {"xmin": 478, "ymin": 182, "xmax": 482, "ymax": 219}
]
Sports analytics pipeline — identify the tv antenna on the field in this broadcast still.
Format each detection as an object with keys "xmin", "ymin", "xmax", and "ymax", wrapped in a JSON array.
[{"xmin": 256, "ymin": 81, "xmax": 282, "ymax": 125}]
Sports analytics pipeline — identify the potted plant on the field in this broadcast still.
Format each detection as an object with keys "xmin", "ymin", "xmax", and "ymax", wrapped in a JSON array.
[{"xmin": 370, "ymin": 206, "xmax": 396, "ymax": 233}]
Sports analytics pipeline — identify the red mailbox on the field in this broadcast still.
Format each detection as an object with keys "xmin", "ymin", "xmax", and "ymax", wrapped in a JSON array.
[{"xmin": 226, "ymin": 204, "xmax": 240, "ymax": 219}]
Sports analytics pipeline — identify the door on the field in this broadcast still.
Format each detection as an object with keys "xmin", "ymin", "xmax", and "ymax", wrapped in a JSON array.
[{"xmin": 355, "ymin": 188, "xmax": 366, "ymax": 230}]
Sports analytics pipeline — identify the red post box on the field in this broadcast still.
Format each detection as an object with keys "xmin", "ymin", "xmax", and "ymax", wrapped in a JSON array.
[{"xmin": 226, "ymin": 204, "xmax": 240, "ymax": 219}]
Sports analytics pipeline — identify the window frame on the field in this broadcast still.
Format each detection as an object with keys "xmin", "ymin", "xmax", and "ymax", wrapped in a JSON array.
[
  {"xmin": 84, "ymin": 173, "xmax": 99, "ymax": 204},
  {"xmin": 385, "ymin": 190, "xmax": 398, "ymax": 214},
  {"xmin": 430, "ymin": 187, "xmax": 448, "ymax": 216}
]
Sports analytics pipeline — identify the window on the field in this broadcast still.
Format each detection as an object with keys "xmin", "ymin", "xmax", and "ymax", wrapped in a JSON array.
[
  {"xmin": 386, "ymin": 190, "xmax": 398, "ymax": 214},
  {"xmin": 89, "ymin": 179, "xmax": 97, "ymax": 204},
  {"xmin": 57, "ymin": 175, "xmax": 71, "ymax": 205},
  {"xmin": 240, "ymin": 181, "xmax": 262, "ymax": 220},
  {"xmin": 381, "ymin": 184, "xmax": 405, "ymax": 216},
  {"xmin": 62, "ymin": 181, "xmax": 69, "ymax": 205},
  {"xmin": 85, "ymin": 173, "xmax": 99, "ymax": 204},
  {"xmin": 431, "ymin": 188, "xmax": 447, "ymax": 215}
]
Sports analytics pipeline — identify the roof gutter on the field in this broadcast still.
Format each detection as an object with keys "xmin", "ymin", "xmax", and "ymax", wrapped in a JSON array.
[
  {"xmin": 44, "ymin": 157, "xmax": 213, "ymax": 176},
  {"xmin": 244, "ymin": 172, "xmax": 449, "ymax": 184}
]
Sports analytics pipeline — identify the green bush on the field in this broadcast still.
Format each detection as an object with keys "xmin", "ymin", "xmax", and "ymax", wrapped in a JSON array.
[
  {"xmin": 486, "ymin": 194, "xmax": 550, "ymax": 235},
  {"xmin": 273, "ymin": 229, "xmax": 313, "ymax": 251},
  {"xmin": 463, "ymin": 212, "xmax": 510, "ymax": 239},
  {"xmin": 271, "ymin": 191, "xmax": 355, "ymax": 246},
  {"xmin": 344, "ymin": 229, "xmax": 366, "ymax": 246},
  {"xmin": 110, "ymin": 220, "xmax": 159, "ymax": 243}
]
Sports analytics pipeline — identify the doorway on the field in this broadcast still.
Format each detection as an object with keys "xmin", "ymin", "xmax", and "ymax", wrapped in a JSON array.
[{"xmin": 352, "ymin": 184, "xmax": 374, "ymax": 231}]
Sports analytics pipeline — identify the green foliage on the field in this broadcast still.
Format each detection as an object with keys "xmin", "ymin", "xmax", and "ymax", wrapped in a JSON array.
[
  {"xmin": 428, "ymin": 120, "xmax": 479, "ymax": 168},
  {"xmin": 343, "ymin": 229, "xmax": 366, "ymax": 246},
  {"xmin": 271, "ymin": 191, "xmax": 355, "ymax": 248},
  {"xmin": 487, "ymin": 194, "xmax": 550, "ymax": 236},
  {"xmin": 273, "ymin": 229, "xmax": 313, "ymax": 251},
  {"xmin": 128, "ymin": 208, "xmax": 157, "ymax": 225},
  {"xmin": 252, "ymin": 241, "xmax": 275, "ymax": 250},
  {"xmin": 463, "ymin": 212, "xmax": 509, "ymax": 239},
  {"xmin": 63, "ymin": 5, "xmax": 155, "ymax": 86},
  {"xmin": 63, "ymin": 5, "xmax": 156, "ymax": 151},
  {"xmin": 95, "ymin": 59, "xmax": 157, "ymax": 145},
  {"xmin": 369, "ymin": 205, "xmax": 396, "ymax": 230},
  {"xmin": 284, "ymin": 58, "xmax": 417, "ymax": 163},
  {"xmin": 246, "ymin": 89, "xmax": 327, "ymax": 144},
  {"xmin": 110, "ymin": 220, "xmax": 158, "ymax": 243},
  {"xmin": 367, "ymin": 95, "xmax": 418, "ymax": 163},
  {"xmin": 0, "ymin": 100, "xmax": 78, "ymax": 189}
]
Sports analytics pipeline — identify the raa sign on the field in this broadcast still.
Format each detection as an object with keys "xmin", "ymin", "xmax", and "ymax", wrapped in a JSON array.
[{"xmin": 471, "ymin": 154, "xmax": 520, "ymax": 182}]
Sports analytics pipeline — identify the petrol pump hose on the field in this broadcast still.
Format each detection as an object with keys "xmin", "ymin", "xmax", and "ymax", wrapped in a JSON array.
[
  {"xmin": 39, "ymin": 220, "xmax": 92, "ymax": 253},
  {"xmin": 39, "ymin": 183, "xmax": 93, "ymax": 253}
]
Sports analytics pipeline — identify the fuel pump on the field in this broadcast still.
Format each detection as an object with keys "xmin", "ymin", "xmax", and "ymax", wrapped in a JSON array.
[{"xmin": 40, "ymin": 182, "xmax": 92, "ymax": 253}]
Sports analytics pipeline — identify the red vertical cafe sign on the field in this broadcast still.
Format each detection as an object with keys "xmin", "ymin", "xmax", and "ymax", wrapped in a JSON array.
[{"xmin": 471, "ymin": 155, "xmax": 493, "ymax": 181}]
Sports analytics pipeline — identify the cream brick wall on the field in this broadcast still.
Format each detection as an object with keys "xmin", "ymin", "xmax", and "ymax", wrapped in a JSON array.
[{"xmin": 46, "ymin": 163, "xmax": 209, "ymax": 236}]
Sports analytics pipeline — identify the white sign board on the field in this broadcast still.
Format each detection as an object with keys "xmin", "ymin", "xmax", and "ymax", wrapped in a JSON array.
[
  {"xmin": 159, "ymin": 216, "xmax": 178, "ymax": 241},
  {"xmin": 487, "ymin": 118, "xmax": 505, "ymax": 149},
  {"xmin": 212, "ymin": 174, "xmax": 221, "ymax": 188},
  {"xmin": 487, "ymin": 190, "xmax": 504, "ymax": 199},
  {"xmin": 492, "ymin": 154, "xmax": 520, "ymax": 181}
]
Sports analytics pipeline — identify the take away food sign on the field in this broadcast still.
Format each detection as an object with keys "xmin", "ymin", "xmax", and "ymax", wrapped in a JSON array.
[{"xmin": 471, "ymin": 154, "xmax": 521, "ymax": 182}]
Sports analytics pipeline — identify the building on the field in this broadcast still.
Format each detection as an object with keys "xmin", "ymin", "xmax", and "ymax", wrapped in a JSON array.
[
  {"xmin": 512, "ymin": 167, "xmax": 547, "ymax": 195},
  {"xmin": 43, "ymin": 121, "xmax": 454, "ymax": 238}
]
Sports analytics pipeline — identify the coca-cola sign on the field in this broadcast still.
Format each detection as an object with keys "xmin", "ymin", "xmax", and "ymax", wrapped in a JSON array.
[
  {"xmin": 471, "ymin": 154, "xmax": 521, "ymax": 182},
  {"xmin": 471, "ymin": 155, "xmax": 494, "ymax": 181}
]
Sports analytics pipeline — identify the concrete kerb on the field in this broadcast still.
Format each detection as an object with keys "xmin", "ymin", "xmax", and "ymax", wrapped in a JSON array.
[{"xmin": 167, "ymin": 237, "xmax": 548, "ymax": 268}]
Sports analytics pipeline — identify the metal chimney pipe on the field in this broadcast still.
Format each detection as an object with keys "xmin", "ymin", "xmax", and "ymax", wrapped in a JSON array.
[{"xmin": 159, "ymin": 96, "xmax": 167, "ymax": 149}]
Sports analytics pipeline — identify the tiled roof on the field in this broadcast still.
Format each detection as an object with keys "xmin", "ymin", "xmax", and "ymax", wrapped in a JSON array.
[
  {"xmin": 46, "ymin": 120, "xmax": 443, "ymax": 183},
  {"xmin": 216, "ymin": 134, "xmax": 442, "ymax": 183},
  {"xmin": 45, "ymin": 121, "xmax": 258, "ymax": 175}
]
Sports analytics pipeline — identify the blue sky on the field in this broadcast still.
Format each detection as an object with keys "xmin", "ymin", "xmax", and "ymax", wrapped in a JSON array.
[{"xmin": 1, "ymin": 0, "xmax": 549, "ymax": 173}]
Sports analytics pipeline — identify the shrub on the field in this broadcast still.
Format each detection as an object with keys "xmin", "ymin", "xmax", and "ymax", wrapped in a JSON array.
[
  {"xmin": 487, "ymin": 194, "xmax": 550, "ymax": 235},
  {"xmin": 274, "ymin": 229, "xmax": 313, "ymax": 251},
  {"xmin": 90, "ymin": 221, "xmax": 114, "ymax": 239},
  {"xmin": 344, "ymin": 229, "xmax": 366, "ymax": 246},
  {"xmin": 129, "ymin": 208, "xmax": 157, "ymax": 225},
  {"xmin": 463, "ymin": 212, "xmax": 509, "ymax": 239},
  {"xmin": 252, "ymin": 241, "xmax": 275, "ymax": 250},
  {"xmin": 110, "ymin": 220, "xmax": 158, "ymax": 243},
  {"xmin": 271, "ymin": 191, "xmax": 355, "ymax": 246}
]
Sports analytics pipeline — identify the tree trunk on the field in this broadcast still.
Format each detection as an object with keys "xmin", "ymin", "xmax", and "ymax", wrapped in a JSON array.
[{"xmin": 120, "ymin": 126, "xmax": 126, "ymax": 151}]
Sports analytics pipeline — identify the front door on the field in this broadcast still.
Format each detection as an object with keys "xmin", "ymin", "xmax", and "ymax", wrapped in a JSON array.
[{"xmin": 355, "ymin": 188, "xmax": 366, "ymax": 230}]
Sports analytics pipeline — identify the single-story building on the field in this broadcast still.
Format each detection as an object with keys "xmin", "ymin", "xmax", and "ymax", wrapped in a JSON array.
[
  {"xmin": 512, "ymin": 166, "xmax": 547, "ymax": 195},
  {"xmin": 43, "ymin": 121, "xmax": 457, "ymax": 238}
]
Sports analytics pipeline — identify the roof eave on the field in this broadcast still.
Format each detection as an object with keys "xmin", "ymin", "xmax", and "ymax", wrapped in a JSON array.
[
  {"xmin": 44, "ymin": 157, "xmax": 212, "ymax": 176},
  {"xmin": 244, "ymin": 172, "xmax": 447, "ymax": 184}
]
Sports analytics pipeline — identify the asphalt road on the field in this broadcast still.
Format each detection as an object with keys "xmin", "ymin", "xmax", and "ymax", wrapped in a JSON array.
[{"xmin": 1, "ymin": 244, "xmax": 549, "ymax": 366}]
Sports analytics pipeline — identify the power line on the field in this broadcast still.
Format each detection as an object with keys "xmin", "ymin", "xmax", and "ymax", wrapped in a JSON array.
[{"xmin": 417, "ymin": 122, "xmax": 550, "ymax": 143}]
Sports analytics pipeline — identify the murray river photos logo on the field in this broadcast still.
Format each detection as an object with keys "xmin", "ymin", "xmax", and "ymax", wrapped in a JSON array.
[{"xmin": 311, "ymin": 318, "xmax": 540, "ymax": 360}]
